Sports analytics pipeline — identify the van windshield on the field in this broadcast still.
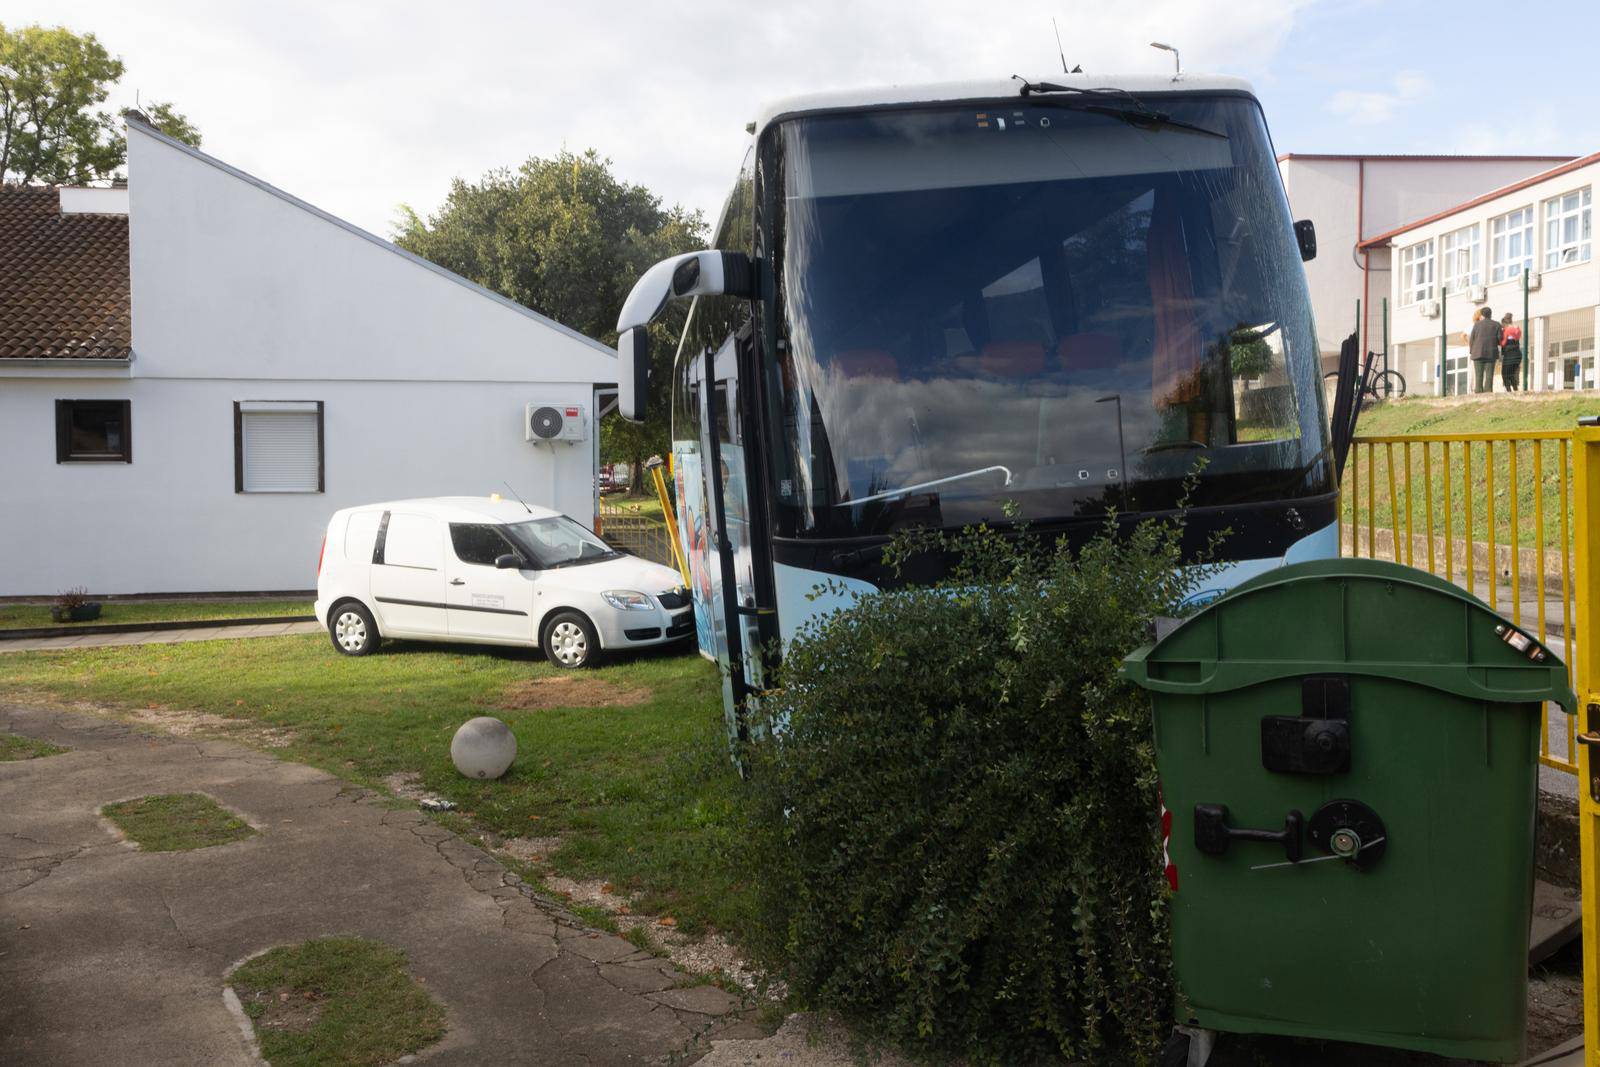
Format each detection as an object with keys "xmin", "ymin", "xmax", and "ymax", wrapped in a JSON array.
[
  {"xmin": 764, "ymin": 93, "xmax": 1329, "ymax": 539},
  {"xmin": 503, "ymin": 516, "xmax": 619, "ymax": 568}
]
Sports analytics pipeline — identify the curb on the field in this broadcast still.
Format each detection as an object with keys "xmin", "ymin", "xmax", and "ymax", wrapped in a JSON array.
[{"xmin": 0, "ymin": 615, "xmax": 317, "ymax": 642}]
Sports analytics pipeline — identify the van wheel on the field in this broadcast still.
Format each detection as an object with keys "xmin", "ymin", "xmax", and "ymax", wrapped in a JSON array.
[
  {"xmin": 329, "ymin": 602, "xmax": 379, "ymax": 656},
  {"xmin": 543, "ymin": 611, "xmax": 597, "ymax": 669}
]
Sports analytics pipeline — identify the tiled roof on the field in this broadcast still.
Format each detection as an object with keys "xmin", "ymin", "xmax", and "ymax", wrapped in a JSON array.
[{"xmin": 0, "ymin": 185, "xmax": 131, "ymax": 359}]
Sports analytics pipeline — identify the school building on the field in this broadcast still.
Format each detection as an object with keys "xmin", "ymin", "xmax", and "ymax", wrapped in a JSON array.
[{"xmin": 1358, "ymin": 152, "xmax": 1599, "ymax": 395}]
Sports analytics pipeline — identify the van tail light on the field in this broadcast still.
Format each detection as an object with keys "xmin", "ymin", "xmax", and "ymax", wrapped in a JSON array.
[{"xmin": 317, "ymin": 534, "xmax": 327, "ymax": 576}]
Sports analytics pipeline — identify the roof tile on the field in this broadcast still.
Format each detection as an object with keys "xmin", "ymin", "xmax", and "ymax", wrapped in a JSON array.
[{"xmin": 0, "ymin": 185, "xmax": 131, "ymax": 360}]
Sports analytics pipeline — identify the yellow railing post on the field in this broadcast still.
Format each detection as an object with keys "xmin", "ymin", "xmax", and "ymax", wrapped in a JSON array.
[
  {"xmin": 1572, "ymin": 424, "xmax": 1600, "ymax": 1066},
  {"xmin": 650, "ymin": 463, "xmax": 691, "ymax": 586}
]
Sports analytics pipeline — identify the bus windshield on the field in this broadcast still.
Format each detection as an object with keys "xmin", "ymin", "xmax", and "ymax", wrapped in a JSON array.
[{"xmin": 765, "ymin": 93, "xmax": 1330, "ymax": 539}]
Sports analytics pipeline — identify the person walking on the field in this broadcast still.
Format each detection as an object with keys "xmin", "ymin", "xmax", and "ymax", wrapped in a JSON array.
[
  {"xmin": 1470, "ymin": 306, "xmax": 1503, "ymax": 393},
  {"xmin": 1499, "ymin": 313, "xmax": 1523, "ymax": 392}
]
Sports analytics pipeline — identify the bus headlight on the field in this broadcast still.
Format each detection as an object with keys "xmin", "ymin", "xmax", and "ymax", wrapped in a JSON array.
[{"xmin": 603, "ymin": 590, "xmax": 653, "ymax": 611}]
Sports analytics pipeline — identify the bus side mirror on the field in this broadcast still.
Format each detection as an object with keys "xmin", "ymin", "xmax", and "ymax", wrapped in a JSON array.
[
  {"xmin": 618, "ymin": 327, "xmax": 650, "ymax": 422},
  {"xmin": 614, "ymin": 250, "xmax": 755, "ymax": 424},
  {"xmin": 1294, "ymin": 219, "xmax": 1317, "ymax": 262}
]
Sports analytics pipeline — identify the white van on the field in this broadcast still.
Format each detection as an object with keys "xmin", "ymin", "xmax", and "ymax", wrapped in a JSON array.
[{"xmin": 314, "ymin": 497, "xmax": 691, "ymax": 668}]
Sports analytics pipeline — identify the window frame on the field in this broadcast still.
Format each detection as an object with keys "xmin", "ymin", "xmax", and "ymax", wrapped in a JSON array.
[
  {"xmin": 1489, "ymin": 205, "xmax": 1535, "ymax": 284},
  {"xmin": 233, "ymin": 400, "xmax": 325, "ymax": 494},
  {"xmin": 1543, "ymin": 186, "xmax": 1592, "ymax": 271},
  {"xmin": 1399, "ymin": 239, "xmax": 1435, "ymax": 306},
  {"xmin": 55, "ymin": 399, "xmax": 132, "ymax": 463},
  {"xmin": 1438, "ymin": 223, "xmax": 1481, "ymax": 296}
]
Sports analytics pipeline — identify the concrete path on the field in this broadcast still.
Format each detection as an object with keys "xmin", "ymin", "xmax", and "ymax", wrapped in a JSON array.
[
  {"xmin": 0, "ymin": 702, "xmax": 750, "ymax": 1065},
  {"xmin": 0, "ymin": 620, "xmax": 323, "ymax": 653}
]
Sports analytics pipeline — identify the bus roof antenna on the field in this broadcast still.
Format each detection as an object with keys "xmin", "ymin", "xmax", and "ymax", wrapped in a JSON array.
[
  {"xmin": 1150, "ymin": 41, "xmax": 1180, "ymax": 77},
  {"xmin": 1050, "ymin": 19, "xmax": 1083, "ymax": 74}
]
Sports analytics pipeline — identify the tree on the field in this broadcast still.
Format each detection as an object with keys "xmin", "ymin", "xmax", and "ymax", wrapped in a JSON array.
[
  {"xmin": 396, "ymin": 151, "xmax": 706, "ymax": 491},
  {"xmin": 0, "ymin": 23, "xmax": 201, "ymax": 185},
  {"xmin": 141, "ymin": 100, "xmax": 201, "ymax": 148}
]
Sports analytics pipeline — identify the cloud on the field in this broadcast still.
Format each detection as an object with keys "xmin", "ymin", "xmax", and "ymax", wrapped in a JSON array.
[
  {"xmin": 11, "ymin": 0, "xmax": 1318, "ymax": 234},
  {"xmin": 1327, "ymin": 69, "xmax": 1430, "ymax": 125}
]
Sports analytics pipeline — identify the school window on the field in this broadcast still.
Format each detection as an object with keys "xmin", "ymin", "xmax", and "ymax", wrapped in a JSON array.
[
  {"xmin": 1543, "ymin": 187, "xmax": 1592, "ymax": 269},
  {"xmin": 1400, "ymin": 239, "xmax": 1434, "ymax": 305},
  {"xmin": 55, "ymin": 399, "xmax": 132, "ymax": 463},
  {"xmin": 1438, "ymin": 223, "xmax": 1480, "ymax": 295},
  {"xmin": 1489, "ymin": 206, "xmax": 1535, "ymax": 283},
  {"xmin": 233, "ymin": 401, "xmax": 324, "ymax": 493}
]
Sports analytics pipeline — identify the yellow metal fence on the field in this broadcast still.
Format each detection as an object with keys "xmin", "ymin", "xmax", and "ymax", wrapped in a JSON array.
[{"xmin": 1339, "ymin": 431, "xmax": 1581, "ymax": 774}]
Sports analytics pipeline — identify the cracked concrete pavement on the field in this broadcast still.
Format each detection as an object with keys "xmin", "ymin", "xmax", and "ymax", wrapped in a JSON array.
[{"xmin": 0, "ymin": 702, "xmax": 756, "ymax": 1065}]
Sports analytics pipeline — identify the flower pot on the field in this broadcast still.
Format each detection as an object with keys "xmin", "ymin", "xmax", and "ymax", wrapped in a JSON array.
[{"xmin": 51, "ymin": 604, "xmax": 102, "ymax": 623}]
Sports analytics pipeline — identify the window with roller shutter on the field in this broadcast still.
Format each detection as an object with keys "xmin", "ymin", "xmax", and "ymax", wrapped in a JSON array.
[{"xmin": 233, "ymin": 400, "xmax": 324, "ymax": 493}]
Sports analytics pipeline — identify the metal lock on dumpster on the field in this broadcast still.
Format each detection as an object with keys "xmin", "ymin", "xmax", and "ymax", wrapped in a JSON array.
[{"xmin": 1123, "ymin": 558, "xmax": 1576, "ymax": 1064}]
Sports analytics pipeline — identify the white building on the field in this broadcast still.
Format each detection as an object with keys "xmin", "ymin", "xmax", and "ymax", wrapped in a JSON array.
[
  {"xmin": 0, "ymin": 116, "xmax": 617, "ymax": 597},
  {"xmin": 1277, "ymin": 154, "xmax": 1572, "ymax": 369},
  {"xmin": 1363, "ymin": 151, "xmax": 1599, "ymax": 395}
]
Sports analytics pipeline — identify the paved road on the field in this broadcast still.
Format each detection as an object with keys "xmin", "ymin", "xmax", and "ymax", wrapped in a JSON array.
[
  {"xmin": 0, "ymin": 620, "xmax": 325, "ymax": 653},
  {"xmin": 0, "ymin": 702, "xmax": 753, "ymax": 1065}
]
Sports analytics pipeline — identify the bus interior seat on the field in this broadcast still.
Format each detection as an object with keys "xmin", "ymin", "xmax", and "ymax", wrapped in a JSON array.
[
  {"xmin": 833, "ymin": 348, "xmax": 900, "ymax": 380},
  {"xmin": 978, "ymin": 341, "xmax": 1047, "ymax": 378},
  {"xmin": 1057, "ymin": 333, "xmax": 1121, "ymax": 372}
]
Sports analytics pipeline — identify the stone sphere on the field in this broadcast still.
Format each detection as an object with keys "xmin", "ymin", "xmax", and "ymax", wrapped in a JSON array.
[{"xmin": 450, "ymin": 716, "xmax": 517, "ymax": 780}]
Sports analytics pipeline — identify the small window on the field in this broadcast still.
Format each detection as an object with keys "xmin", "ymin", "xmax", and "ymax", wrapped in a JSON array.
[
  {"xmin": 382, "ymin": 514, "xmax": 441, "ymax": 570},
  {"xmin": 234, "ymin": 401, "xmax": 323, "ymax": 493},
  {"xmin": 450, "ymin": 523, "xmax": 513, "ymax": 566},
  {"xmin": 55, "ymin": 399, "xmax": 131, "ymax": 463}
]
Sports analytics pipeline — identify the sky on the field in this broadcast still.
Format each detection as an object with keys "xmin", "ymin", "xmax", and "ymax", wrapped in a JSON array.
[{"xmin": 10, "ymin": 0, "xmax": 1600, "ymax": 236}]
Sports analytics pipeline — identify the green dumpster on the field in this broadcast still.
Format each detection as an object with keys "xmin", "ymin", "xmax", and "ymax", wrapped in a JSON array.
[{"xmin": 1123, "ymin": 558, "xmax": 1575, "ymax": 1064}]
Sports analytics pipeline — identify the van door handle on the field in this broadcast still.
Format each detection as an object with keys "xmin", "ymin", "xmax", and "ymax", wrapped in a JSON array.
[{"xmin": 449, "ymin": 579, "xmax": 466, "ymax": 586}]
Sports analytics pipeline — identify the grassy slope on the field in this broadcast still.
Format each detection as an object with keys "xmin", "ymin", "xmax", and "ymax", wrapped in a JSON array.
[
  {"xmin": 0, "ymin": 598, "xmax": 312, "ymax": 631},
  {"xmin": 1343, "ymin": 394, "xmax": 1600, "ymax": 551},
  {"xmin": 0, "ymin": 638, "xmax": 748, "ymax": 936}
]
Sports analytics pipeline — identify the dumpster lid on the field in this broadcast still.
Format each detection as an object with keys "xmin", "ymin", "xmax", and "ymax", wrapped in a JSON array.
[{"xmin": 1123, "ymin": 558, "xmax": 1576, "ymax": 711}]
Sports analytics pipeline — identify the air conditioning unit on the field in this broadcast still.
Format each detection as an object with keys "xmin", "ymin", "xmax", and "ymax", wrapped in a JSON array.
[
  {"xmin": 1420, "ymin": 300, "xmax": 1440, "ymax": 319},
  {"xmin": 525, "ymin": 402, "xmax": 589, "ymax": 444},
  {"xmin": 1470, "ymin": 285, "xmax": 1487, "ymax": 303}
]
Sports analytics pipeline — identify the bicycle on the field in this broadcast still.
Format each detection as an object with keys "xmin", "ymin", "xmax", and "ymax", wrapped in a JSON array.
[{"xmin": 1324, "ymin": 364, "xmax": 1405, "ymax": 402}]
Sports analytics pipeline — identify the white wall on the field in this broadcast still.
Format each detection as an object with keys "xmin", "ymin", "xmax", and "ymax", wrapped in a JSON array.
[
  {"xmin": 0, "ymin": 124, "xmax": 617, "ymax": 596},
  {"xmin": 0, "ymin": 376, "xmax": 596, "ymax": 595}
]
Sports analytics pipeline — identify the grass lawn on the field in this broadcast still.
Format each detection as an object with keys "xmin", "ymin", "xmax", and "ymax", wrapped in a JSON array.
[
  {"xmin": 1342, "ymin": 394, "xmax": 1600, "ymax": 552},
  {"xmin": 0, "ymin": 636, "xmax": 749, "ymax": 937},
  {"xmin": 0, "ymin": 598, "xmax": 312, "ymax": 631},
  {"xmin": 102, "ymin": 792, "xmax": 257, "ymax": 851},
  {"xmin": 0, "ymin": 732, "xmax": 66, "ymax": 761},
  {"xmin": 601, "ymin": 493, "xmax": 666, "ymax": 523},
  {"xmin": 230, "ymin": 937, "xmax": 446, "ymax": 1067}
]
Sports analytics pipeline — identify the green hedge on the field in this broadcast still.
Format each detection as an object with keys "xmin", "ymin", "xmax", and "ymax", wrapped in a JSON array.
[{"xmin": 744, "ymin": 518, "xmax": 1201, "ymax": 1064}]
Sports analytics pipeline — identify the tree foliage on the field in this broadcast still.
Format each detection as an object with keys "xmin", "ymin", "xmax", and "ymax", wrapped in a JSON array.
[
  {"xmin": 0, "ymin": 23, "xmax": 201, "ymax": 185},
  {"xmin": 743, "ymin": 516, "xmax": 1208, "ymax": 1064},
  {"xmin": 395, "ymin": 150, "xmax": 705, "ymax": 479}
]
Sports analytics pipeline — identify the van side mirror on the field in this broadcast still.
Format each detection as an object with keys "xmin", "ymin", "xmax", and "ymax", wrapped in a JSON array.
[
  {"xmin": 1294, "ymin": 219, "xmax": 1317, "ymax": 262},
  {"xmin": 614, "ymin": 250, "xmax": 755, "ymax": 422},
  {"xmin": 494, "ymin": 553, "xmax": 526, "ymax": 570}
]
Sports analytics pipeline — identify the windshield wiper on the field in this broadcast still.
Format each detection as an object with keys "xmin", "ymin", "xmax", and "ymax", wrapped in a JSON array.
[
  {"xmin": 837, "ymin": 465, "xmax": 1013, "ymax": 507},
  {"xmin": 1011, "ymin": 79, "xmax": 1227, "ymax": 139}
]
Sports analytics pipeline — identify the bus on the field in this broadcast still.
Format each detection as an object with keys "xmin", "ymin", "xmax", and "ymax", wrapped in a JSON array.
[{"xmin": 615, "ymin": 74, "xmax": 1339, "ymax": 745}]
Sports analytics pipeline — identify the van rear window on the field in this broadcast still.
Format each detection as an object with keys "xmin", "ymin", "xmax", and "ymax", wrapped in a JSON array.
[{"xmin": 344, "ymin": 511, "xmax": 382, "ymax": 563}]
